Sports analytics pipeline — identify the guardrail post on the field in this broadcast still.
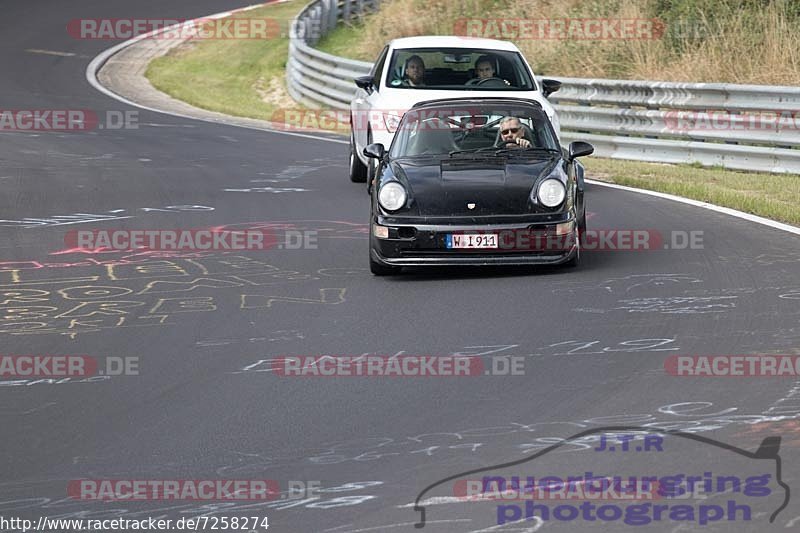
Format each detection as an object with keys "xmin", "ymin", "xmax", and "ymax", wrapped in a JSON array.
[
  {"xmin": 327, "ymin": 0, "xmax": 338, "ymax": 32},
  {"xmin": 319, "ymin": 2, "xmax": 329, "ymax": 40},
  {"xmin": 342, "ymin": 0, "xmax": 351, "ymax": 23}
]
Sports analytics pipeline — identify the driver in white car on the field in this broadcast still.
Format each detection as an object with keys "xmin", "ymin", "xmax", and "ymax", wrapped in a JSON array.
[{"xmin": 466, "ymin": 55, "xmax": 510, "ymax": 86}]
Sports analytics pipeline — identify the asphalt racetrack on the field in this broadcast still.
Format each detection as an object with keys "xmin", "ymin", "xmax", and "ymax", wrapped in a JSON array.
[{"xmin": 1, "ymin": 1, "xmax": 799, "ymax": 532}]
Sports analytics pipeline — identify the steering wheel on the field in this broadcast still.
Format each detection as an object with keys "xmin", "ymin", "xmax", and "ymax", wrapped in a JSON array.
[
  {"xmin": 476, "ymin": 77, "xmax": 508, "ymax": 87},
  {"xmin": 455, "ymin": 128, "xmax": 494, "ymax": 145}
]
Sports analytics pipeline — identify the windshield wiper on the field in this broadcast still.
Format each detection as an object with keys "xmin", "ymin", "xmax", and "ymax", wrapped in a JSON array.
[
  {"xmin": 492, "ymin": 147, "xmax": 562, "ymax": 156},
  {"xmin": 453, "ymin": 146, "xmax": 516, "ymax": 154},
  {"xmin": 448, "ymin": 147, "xmax": 561, "ymax": 157},
  {"xmin": 448, "ymin": 148, "xmax": 492, "ymax": 156}
]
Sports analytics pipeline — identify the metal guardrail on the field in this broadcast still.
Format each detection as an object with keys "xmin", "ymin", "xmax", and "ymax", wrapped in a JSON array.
[
  {"xmin": 286, "ymin": 0, "xmax": 374, "ymax": 109},
  {"xmin": 286, "ymin": 0, "xmax": 800, "ymax": 173},
  {"xmin": 552, "ymin": 78, "xmax": 800, "ymax": 173}
]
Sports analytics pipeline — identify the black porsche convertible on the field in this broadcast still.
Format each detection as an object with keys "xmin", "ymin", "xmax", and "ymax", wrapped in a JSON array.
[{"xmin": 364, "ymin": 98, "xmax": 593, "ymax": 275}]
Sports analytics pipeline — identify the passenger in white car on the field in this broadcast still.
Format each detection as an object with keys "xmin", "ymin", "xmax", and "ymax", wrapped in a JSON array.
[{"xmin": 402, "ymin": 55, "xmax": 426, "ymax": 87}]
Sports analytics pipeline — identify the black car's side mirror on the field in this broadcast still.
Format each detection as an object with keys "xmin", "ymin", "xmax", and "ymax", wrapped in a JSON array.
[
  {"xmin": 541, "ymin": 78, "xmax": 562, "ymax": 98},
  {"xmin": 363, "ymin": 143, "xmax": 385, "ymax": 159},
  {"xmin": 355, "ymin": 76, "xmax": 374, "ymax": 91},
  {"xmin": 568, "ymin": 141, "xmax": 594, "ymax": 160}
]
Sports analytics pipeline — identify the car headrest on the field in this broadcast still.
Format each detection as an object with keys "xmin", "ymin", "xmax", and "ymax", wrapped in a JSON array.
[{"xmin": 407, "ymin": 119, "xmax": 459, "ymax": 155}]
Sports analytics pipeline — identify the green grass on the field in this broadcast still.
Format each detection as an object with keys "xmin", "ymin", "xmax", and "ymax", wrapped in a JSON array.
[
  {"xmin": 146, "ymin": 0, "xmax": 305, "ymax": 121},
  {"xmin": 315, "ymin": 20, "xmax": 368, "ymax": 58},
  {"xmin": 583, "ymin": 158, "xmax": 800, "ymax": 226}
]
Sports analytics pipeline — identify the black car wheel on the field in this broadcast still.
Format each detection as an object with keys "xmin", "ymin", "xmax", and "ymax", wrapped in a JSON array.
[
  {"xmin": 564, "ymin": 230, "xmax": 581, "ymax": 268},
  {"xmin": 349, "ymin": 129, "xmax": 367, "ymax": 183},
  {"xmin": 578, "ymin": 207, "xmax": 587, "ymax": 234}
]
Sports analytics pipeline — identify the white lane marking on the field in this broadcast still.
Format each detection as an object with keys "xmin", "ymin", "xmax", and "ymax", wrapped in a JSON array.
[
  {"xmin": 26, "ymin": 49, "xmax": 77, "ymax": 57},
  {"xmin": 324, "ymin": 520, "xmax": 472, "ymax": 532},
  {"xmin": 0, "ymin": 215, "xmax": 134, "ymax": 228},
  {"xmin": 84, "ymin": 2, "xmax": 347, "ymax": 145},
  {"xmin": 138, "ymin": 123, "xmax": 197, "ymax": 128},
  {"xmin": 469, "ymin": 519, "xmax": 543, "ymax": 532},
  {"xmin": 586, "ymin": 178, "xmax": 800, "ymax": 236},
  {"xmin": 223, "ymin": 187, "xmax": 311, "ymax": 192},
  {"xmin": 398, "ymin": 496, "xmax": 473, "ymax": 508}
]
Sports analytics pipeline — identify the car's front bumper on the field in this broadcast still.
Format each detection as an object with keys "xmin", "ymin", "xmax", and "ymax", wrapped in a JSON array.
[{"xmin": 370, "ymin": 217, "xmax": 578, "ymax": 267}]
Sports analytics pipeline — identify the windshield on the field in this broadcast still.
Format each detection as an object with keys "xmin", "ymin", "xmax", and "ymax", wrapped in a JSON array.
[
  {"xmin": 384, "ymin": 48, "xmax": 536, "ymax": 90},
  {"xmin": 389, "ymin": 104, "xmax": 560, "ymax": 158}
]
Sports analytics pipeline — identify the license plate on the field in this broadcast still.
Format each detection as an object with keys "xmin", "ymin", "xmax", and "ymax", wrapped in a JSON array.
[{"xmin": 446, "ymin": 234, "xmax": 498, "ymax": 249}]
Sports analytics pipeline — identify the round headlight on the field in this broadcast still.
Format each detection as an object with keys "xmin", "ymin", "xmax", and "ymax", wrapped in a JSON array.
[
  {"xmin": 537, "ymin": 178, "xmax": 566, "ymax": 207},
  {"xmin": 378, "ymin": 182, "xmax": 407, "ymax": 211}
]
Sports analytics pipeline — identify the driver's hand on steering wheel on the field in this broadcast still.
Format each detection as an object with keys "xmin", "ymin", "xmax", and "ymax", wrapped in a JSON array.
[{"xmin": 507, "ymin": 137, "xmax": 531, "ymax": 148}]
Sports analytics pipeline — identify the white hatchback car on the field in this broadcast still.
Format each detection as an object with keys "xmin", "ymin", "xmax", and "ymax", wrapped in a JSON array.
[{"xmin": 349, "ymin": 35, "xmax": 562, "ymax": 182}]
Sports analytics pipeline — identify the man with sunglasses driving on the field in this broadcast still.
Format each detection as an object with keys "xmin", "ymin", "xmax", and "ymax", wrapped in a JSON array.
[{"xmin": 497, "ymin": 117, "xmax": 532, "ymax": 148}]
